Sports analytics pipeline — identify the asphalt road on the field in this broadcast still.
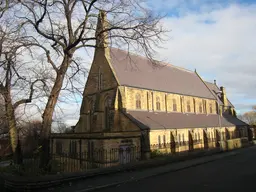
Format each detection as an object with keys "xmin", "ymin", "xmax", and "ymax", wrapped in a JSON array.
[{"xmin": 98, "ymin": 147, "xmax": 256, "ymax": 192}]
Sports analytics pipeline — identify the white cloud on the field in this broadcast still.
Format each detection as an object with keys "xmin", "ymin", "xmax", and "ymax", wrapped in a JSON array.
[{"xmin": 152, "ymin": 3, "xmax": 256, "ymax": 113}]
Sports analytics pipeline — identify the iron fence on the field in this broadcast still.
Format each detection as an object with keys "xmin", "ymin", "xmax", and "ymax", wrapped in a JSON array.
[
  {"xmin": 51, "ymin": 146, "xmax": 141, "ymax": 173},
  {"xmin": 0, "ymin": 135, "xmax": 248, "ymax": 175}
]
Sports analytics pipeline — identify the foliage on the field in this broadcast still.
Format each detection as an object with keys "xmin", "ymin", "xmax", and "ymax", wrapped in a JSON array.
[
  {"xmin": 150, "ymin": 149, "xmax": 164, "ymax": 158},
  {"xmin": 0, "ymin": 158, "xmax": 62, "ymax": 176}
]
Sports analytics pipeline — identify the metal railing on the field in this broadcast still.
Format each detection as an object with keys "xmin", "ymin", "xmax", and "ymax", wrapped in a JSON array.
[{"xmin": 51, "ymin": 146, "xmax": 141, "ymax": 173}]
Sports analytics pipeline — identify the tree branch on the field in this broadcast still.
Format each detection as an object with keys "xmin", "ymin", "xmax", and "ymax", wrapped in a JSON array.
[
  {"xmin": 0, "ymin": 82, "xmax": 5, "ymax": 94},
  {"xmin": 13, "ymin": 79, "xmax": 47, "ymax": 109}
]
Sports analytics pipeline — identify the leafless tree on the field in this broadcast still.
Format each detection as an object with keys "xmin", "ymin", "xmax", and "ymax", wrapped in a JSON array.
[
  {"xmin": 53, "ymin": 120, "xmax": 73, "ymax": 133},
  {"xmin": 0, "ymin": 11, "xmax": 49, "ymax": 163},
  {"xmin": 15, "ymin": 0, "xmax": 166, "ymax": 168},
  {"xmin": 239, "ymin": 106, "xmax": 256, "ymax": 126},
  {"xmin": 18, "ymin": 120, "xmax": 43, "ymax": 156},
  {"xmin": 0, "ymin": 0, "xmax": 16, "ymax": 18}
]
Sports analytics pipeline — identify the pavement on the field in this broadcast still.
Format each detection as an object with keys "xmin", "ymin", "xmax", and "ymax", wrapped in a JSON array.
[
  {"xmin": 91, "ymin": 146, "xmax": 256, "ymax": 192},
  {"xmin": 43, "ymin": 147, "xmax": 255, "ymax": 192}
]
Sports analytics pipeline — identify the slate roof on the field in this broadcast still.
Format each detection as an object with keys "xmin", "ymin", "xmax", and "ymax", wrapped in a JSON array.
[
  {"xmin": 205, "ymin": 81, "xmax": 234, "ymax": 107},
  {"xmin": 110, "ymin": 48, "xmax": 215, "ymax": 99},
  {"xmin": 108, "ymin": 48, "xmax": 244, "ymax": 129},
  {"xmin": 124, "ymin": 111, "xmax": 248, "ymax": 130}
]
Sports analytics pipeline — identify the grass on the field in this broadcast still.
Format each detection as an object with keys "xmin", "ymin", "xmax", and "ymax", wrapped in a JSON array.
[{"xmin": 0, "ymin": 159, "xmax": 63, "ymax": 176}]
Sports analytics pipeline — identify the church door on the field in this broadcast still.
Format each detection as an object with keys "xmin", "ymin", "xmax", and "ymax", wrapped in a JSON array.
[{"xmin": 119, "ymin": 145, "xmax": 131, "ymax": 164}]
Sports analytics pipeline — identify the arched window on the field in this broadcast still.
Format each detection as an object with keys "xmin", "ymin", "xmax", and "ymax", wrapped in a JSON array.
[
  {"xmin": 158, "ymin": 135, "xmax": 161, "ymax": 146},
  {"xmin": 209, "ymin": 103, "xmax": 213, "ymax": 113},
  {"xmin": 194, "ymin": 133, "xmax": 197, "ymax": 141},
  {"xmin": 182, "ymin": 134, "xmax": 185, "ymax": 144},
  {"xmin": 163, "ymin": 135, "xmax": 166, "ymax": 147},
  {"xmin": 104, "ymin": 97, "xmax": 112, "ymax": 130},
  {"xmin": 156, "ymin": 96, "xmax": 161, "ymax": 110},
  {"xmin": 178, "ymin": 134, "xmax": 181, "ymax": 143},
  {"xmin": 198, "ymin": 133, "xmax": 200, "ymax": 141},
  {"xmin": 90, "ymin": 99, "xmax": 95, "ymax": 114},
  {"xmin": 187, "ymin": 100, "xmax": 191, "ymax": 112},
  {"xmin": 69, "ymin": 140, "xmax": 77, "ymax": 158},
  {"xmin": 199, "ymin": 102, "xmax": 203, "ymax": 113},
  {"xmin": 173, "ymin": 99, "xmax": 177, "ymax": 112},
  {"xmin": 135, "ymin": 93, "xmax": 141, "ymax": 109},
  {"xmin": 56, "ymin": 141, "xmax": 63, "ymax": 155}
]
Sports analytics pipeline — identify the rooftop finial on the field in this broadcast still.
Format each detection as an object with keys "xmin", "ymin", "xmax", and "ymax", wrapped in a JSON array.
[{"xmin": 95, "ymin": 10, "xmax": 109, "ymax": 49}]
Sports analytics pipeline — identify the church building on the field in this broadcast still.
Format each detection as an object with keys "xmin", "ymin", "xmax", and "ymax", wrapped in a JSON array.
[{"xmin": 51, "ymin": 11, "xmax": 249, "ymax": 162}]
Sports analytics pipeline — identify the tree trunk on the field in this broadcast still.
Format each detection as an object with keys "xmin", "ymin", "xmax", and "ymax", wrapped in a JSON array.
[
  {"xmin": 5, "ymin": 93, "xmax": 23, "ymax": 164},
  {"xmin": 39, "ymin": 54, "xmax": 73, "ymax": 170}
]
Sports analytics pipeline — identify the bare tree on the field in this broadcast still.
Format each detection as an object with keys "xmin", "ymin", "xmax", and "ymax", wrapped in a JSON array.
[
  {"xmin": 0, "ymin": 12, "xmax": 49, "ymax": 163},
  {"xmin": 0, "ymin": 0, "xmax": 16, "ymax": 18},
  {"xmin": 19, "ymin": 120, "xmax": 43, "ymax": 157},
  {"xmin": 53, "ymin": 120, "xmax": 73, "ymax": 133},
  {"xmin": 239, "ymin": 106, "xmax": 256, "ymax": 126},
  {"xmin": 16, "ymin": 0, "xmax": 166, "ymax": 168}
]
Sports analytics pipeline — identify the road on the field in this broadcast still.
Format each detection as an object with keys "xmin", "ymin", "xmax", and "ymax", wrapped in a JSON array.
[{"xmin": 97, "ymin": 147, "xmax": 256, "ymax": 192}]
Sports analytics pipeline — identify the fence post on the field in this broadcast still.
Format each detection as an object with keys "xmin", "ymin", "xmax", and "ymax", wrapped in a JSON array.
[
  {"xmin": 79, "ymin": 139, "xmax": 82, "ymax": 169},
  {"xmin": 51, "ymin": 138, "xmax": 54, "ymax": 156}
]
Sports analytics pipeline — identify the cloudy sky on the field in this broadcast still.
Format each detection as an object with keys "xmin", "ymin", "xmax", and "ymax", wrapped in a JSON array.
[
  {"xmin": 51, "ymin": 0, "xmax": 256, "ymax": 127},
  {"xmin": 152, "ymin": 0, "xmax": 256, "ymax": 114}
]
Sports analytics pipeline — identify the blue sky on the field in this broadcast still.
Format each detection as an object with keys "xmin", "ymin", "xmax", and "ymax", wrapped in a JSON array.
[{"xmin": 48, "ymin": 0, "xmax": 256, "ymax": 127}]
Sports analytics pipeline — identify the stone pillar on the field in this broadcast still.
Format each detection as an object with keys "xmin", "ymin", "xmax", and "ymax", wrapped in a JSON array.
[{"xmin": 220, "ymin": 86, "xmax": 228, "ymax": 111}]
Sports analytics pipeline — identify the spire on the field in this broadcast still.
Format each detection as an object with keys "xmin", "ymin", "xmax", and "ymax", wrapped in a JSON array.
[{"xmin": 95, "ymin": 10, "xmax": 109, "ymax": 49}]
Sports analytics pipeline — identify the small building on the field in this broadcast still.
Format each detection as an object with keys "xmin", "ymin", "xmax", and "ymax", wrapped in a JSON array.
[{"xmin": 51, "ymin": 11, "xmax": 249, "ymax": 166}]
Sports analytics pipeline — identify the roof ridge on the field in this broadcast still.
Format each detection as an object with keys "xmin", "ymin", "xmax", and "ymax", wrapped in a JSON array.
[
  {"xmin": 196, "ymin": 74, "xmax": 219, "ymax": 102},
  {"xmin": 110, "ymin": 47, "xmax": 194, "ymax": 74},
  {"xmin": 205, "ymin": 81, "xmax": 220, "ymax": 89},
  {"xmin": 205, "ymin": 81, "xmax": 214, "ymax": 85}
]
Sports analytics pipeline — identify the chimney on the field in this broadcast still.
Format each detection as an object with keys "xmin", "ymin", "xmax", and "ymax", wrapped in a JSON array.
[
  {"xmin": 220, "ymin": 86, "xmax": 228, "ymax": 107},
  {"xmin": 95, "ymin": 10, "xmax": 109, "ymax": 51}
]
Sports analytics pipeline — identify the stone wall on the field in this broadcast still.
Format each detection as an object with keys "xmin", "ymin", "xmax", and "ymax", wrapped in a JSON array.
[
  {"xmin": 148, "ymin": 126, "xmax": 237, "ymax": 147},
  {"xmin": 219, "ymin": 137, "xmax": 249, "ymax": 150},
  {"xmin": 121, "ymin": 86, "xmax": 217, "ymax": 114},
  {"xmin": 76, "ymin": 89, "xmax": 117, "ymax": 133},
  {"xmin": 51, "ymin": 133, "xmax": 141, "ymax": 154}
]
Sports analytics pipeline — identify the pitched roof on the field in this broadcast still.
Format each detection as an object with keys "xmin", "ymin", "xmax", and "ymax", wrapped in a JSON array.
[
  {"xmin": 110, "ymin": 48, "xmax": 215, "ymax": 99},
  {"xmin": 124, "ymin": 111, "xmax": 248, "ymax": 130},
  {"xmin": 205, "ymin": 81, "xmax": 234, "ymax": 107}
]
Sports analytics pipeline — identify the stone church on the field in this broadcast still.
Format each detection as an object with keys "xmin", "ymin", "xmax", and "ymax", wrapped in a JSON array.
[{"xmin": 51, "ymin": 11, "xmax": 249, "ymax": 161}]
